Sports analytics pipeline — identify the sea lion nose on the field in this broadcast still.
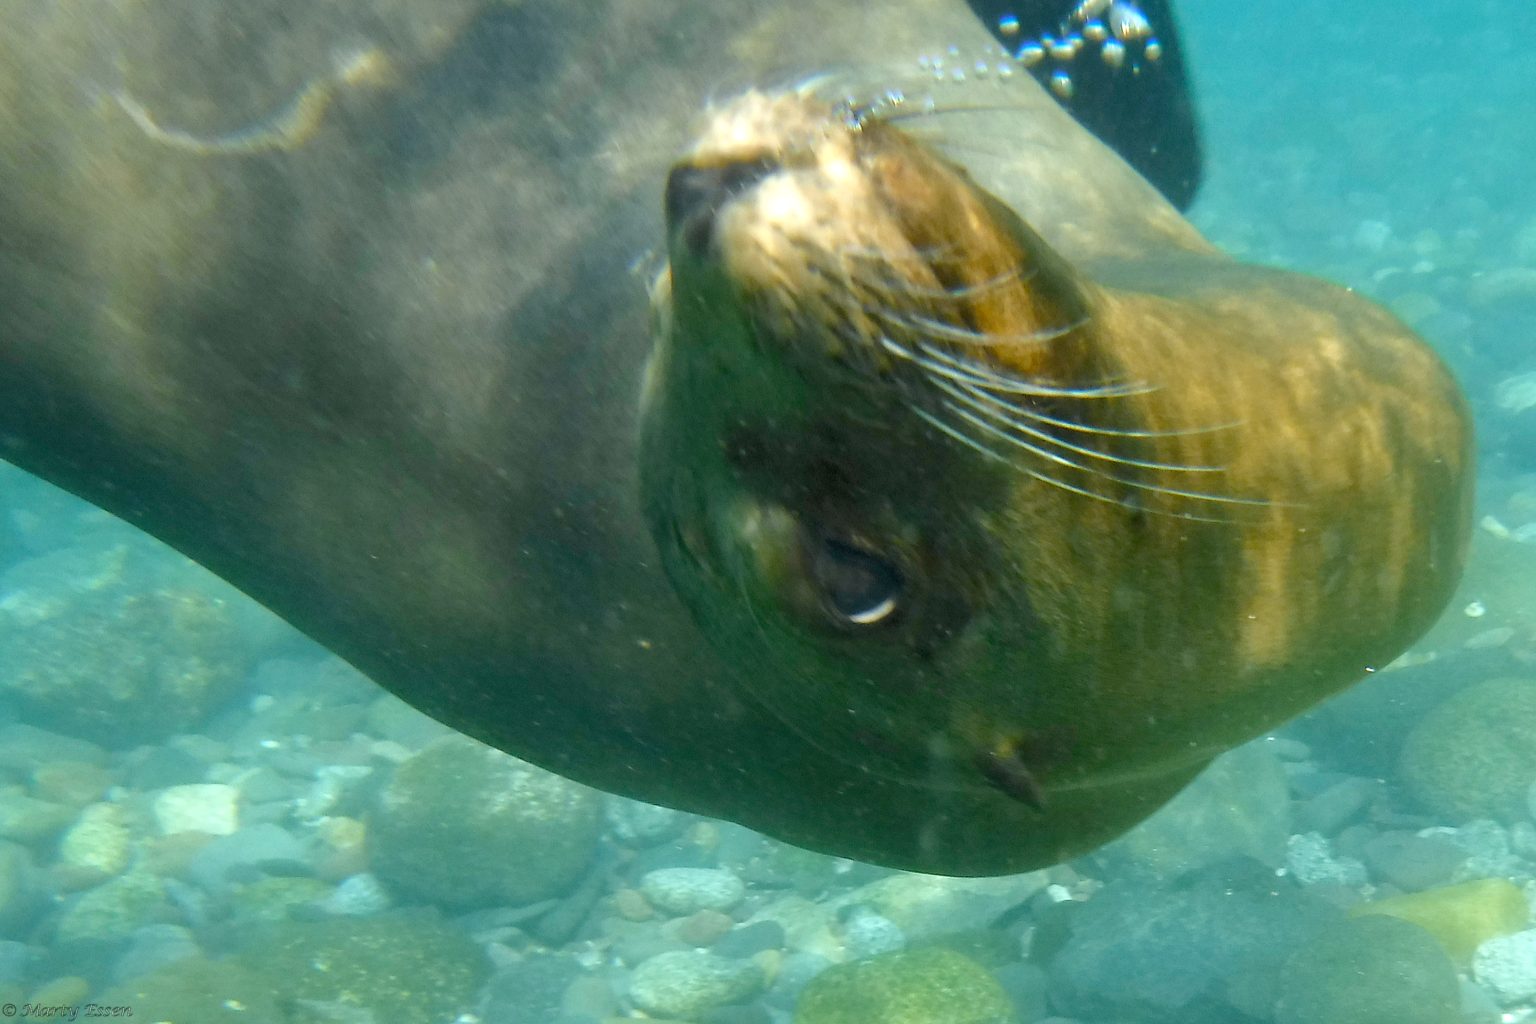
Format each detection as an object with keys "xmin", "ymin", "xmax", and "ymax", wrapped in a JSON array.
[{"xmin": 664, "ymin": 157, "xmax": 777, "ymax": 255}]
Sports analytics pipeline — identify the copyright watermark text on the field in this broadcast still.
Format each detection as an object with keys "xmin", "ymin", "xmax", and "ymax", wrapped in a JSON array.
[{"xmin": 1, "ymin": 1005, "xmax": 134, "ymax": 1020}]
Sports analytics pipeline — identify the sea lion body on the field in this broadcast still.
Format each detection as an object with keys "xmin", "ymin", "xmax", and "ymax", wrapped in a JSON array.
[
  {"xmin": 0, "ymin": 0, "xmax": 1470, "ymax": 872},
  {"xmin": 643, "ymin": 90, "xmax": 1471, "ymax": 811}
]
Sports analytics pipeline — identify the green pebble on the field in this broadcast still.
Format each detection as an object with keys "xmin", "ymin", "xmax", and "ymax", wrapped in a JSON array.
[
  {"xmin": 794, "ymin": 947, "xmax": 1015, "ymax": 1024},
  {"xmin": 1399, "ymin": 676, "xmax": 1536, "ymax": 822},
  {"xmin": 1273, "ymin": 915, "xmax": 1460, "ymax": 1024}
]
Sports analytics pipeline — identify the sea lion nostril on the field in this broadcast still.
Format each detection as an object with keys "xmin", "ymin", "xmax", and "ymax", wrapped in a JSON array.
[{"xmin": 664, "ymin": 158, "xmax": 778, "ymax": 253}]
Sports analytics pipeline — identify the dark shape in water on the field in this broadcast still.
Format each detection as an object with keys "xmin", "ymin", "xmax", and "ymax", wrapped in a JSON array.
[{"xmin": 966, "ymin": 0, "xmax": 1202, "ymax": 208}]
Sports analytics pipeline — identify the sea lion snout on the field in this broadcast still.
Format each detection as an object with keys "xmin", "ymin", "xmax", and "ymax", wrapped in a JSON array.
[{"xmin": 664, "ymin": 158, "xmax": 778, "ymax": 256}]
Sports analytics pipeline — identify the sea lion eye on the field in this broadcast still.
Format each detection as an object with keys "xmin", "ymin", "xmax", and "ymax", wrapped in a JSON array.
[{"xmin": 810, "ymin": 535, "xmax": 903, "ymax": 627}]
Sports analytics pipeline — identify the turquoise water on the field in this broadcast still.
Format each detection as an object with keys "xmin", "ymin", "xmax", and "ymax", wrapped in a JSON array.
[{"xmin": 2, "ymin": 1, "xmax": 1535, "ymax": 1022}]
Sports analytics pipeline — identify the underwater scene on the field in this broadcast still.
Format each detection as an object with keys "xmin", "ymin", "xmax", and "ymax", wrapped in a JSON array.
[{"xmin": 1, "ymin": 0, "xmax": 1534, "ymax": 1022}]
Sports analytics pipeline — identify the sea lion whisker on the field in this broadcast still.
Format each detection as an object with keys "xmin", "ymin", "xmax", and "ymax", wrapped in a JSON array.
[
  {"xmin": 969, "ymin": 390, "xmax": 1242, "ymax": 440},
  {"xmin": 912, "ymin": 406, "xmax": 1229, "ymax": 520},
  {"xmin": 844, "ymin": 260, "xmax": 1038, "ymax": 303},
  {"xmin": 880, "ymin": 335, "xmax": 1108, "ymax": 398},
  {"xmin": 935, "ymin": 377, "xmax": 1224, "ymax": 475},
  {"xmin": 876, "ymin": 307, "xmax": 1085, "ymax": 349},
  {"xmin": 939, "ymin": 395, "xmax": 1272, "ymax": 508},
  {"xmin": 900, "ymin": 339, "xmax": 1151, "ymax": 399}
]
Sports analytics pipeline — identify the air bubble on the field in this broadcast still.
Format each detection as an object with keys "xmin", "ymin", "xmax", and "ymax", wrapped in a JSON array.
[
  {"xmin": 998, "ymin": 13, "xmax": 1021, "ymax": 36},
  {"xmin": 1101, "ymin": 39, "xmax": 1127, "ymax": 68},
  {"xmin": 1108, "ymin": 1, "xmax": 1152, "ymax": 41},
  {"xmin": 1049, "ymin": 70, "xmax": 1074, "ymax": 98}
]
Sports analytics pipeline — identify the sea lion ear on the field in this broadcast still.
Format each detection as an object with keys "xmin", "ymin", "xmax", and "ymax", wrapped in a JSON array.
[{"xmin": 963, "ymin": 0, "xmax": 1203, "ymax": 210}]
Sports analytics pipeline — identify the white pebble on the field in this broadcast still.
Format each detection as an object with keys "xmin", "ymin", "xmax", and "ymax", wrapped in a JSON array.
[
  {"xmin": 154, "ymin": 783, "xmax": 240, "ymax": 836},
  {"xmin": 1474, "ymin": 929, "xmax": 1536, "ymax": 1004}
]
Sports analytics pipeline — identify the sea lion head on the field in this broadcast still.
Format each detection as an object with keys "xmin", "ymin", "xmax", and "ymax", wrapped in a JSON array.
[{"xmin": 640, "ymin": 86, "xmax": 1106, "ymax": 802}]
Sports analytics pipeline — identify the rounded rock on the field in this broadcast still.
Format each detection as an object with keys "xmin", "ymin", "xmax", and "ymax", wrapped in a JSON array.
[
  {"xmin": 1473, "ymin": 929, "xmax": 1536, "ymax": 1005},
  {"xmin": 840, "ymin": 907, "xmax": 905, "ymax": 960},
  {"xmin": 369, "ymin": 736, "xmax": 602, "ymax": 908},
  {"xmin": 1399, "ymin": 677, "xmax": 1536, "ymax": 823},
  {"xmin": 628, "ymin": 949, "xmax": 765, "ymax": 1018},
  {"xmin": 607, "ymin": 796, "xmax": 689, "ymax": 847},
  {"xmin": 673, "ymin": 909, "xmax": 735, "ymax": 947},
  {"xmin": 640, "ymin": 867, "xmax": 747, "ymax": 916},
  {"xmin": 0, "ymin": 545, "xmax": 253, "ymax": 745},
  {"xmin": 793, "ymin": 947, "xmax": 1013, "ymax": 1024},
  {"xmin": 1274, "ymin": 915, "xmax": 1459, "ymax": 1024},
  {"xmin": 154, "ymin": 784, "xmax": 241, "ymax": 836}
]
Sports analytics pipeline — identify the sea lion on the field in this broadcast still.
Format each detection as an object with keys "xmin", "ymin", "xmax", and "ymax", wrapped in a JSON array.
[
  {"xmin": 641, "ymin": 84, "xmax": 1472, "ymax": 825},
  {"xmin": 0, "ymin": 0, "xmax": 1470, "ymax": 873}
]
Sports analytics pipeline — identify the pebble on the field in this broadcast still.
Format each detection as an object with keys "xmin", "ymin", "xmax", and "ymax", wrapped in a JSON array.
[
  {"xmin": 1295, "ymin": 777, "xmax": 1380, "ymax": 836},
  {"xmin": 166, "ymin": 734, "xmax": 230, "ymax": 766},
  {"xmin": 0, "ymin": 790, "xmax": 76, "ymax": 845},
  {"xmin": 312, "ymin": 818, "xmax": 368, "ymax": 882},
  {"xmin": 604, "ymin": 917, "xmax": 690, "ymax": 968},
  {"xmin": 153, "ymin": 783, "xmax": 239, "ymax": 836},
  {"xmin": 713, "ymin": 921, "xmax": 786, "ymax": 960},
  {"xmin": 640, "ymin": 867, "xmax": 746, "ymax": 916},
  {"xmin": 229, "ymin": 766, "xmax": 292, "ymax": 804},
  {"xmin": 1473, "ymin": 929, "xmax": 1536, "ymax": 1004},
  {"xmin": 1361, "ymin": 831, "xmax": 1467, "ymax": 891},
  {"xmin": 672, "ymin": 909, "xmax": 735, "ymax": 948},
  {"xmin": 607, "ymin": 796, "xmax": 689, "ymax": 848},
  {"xmin": 294, "ymin": 764, "xmax": 373, "ymax": 819},
  {"xmin": 57, "ymin": 803, "xmax": 132, "ymax": 879},
  {"xmin": 186, "ymin": 823, "xmax": 305, "ymax": 891},
  {"xmin": 320, "ymin": 872, "xmax": 391, "ymax": 916},
  {"xmin": 761, "ymin": 950, "xmax": 831, "ymax": 1011},
  {"xmin": 368, "ymin": 739, "xmax": 413, "ymax": 764},
  {"xmin": 560, "ymin": 975, "xmax": 618, "ymax": 1020},
  {"xmin": 993, "ymin": 962, "xmax": 1050, "ymax": 1022},
  {"xmin": 479, "ymin": 950, "xmax": 582, "ymax": 1024},
  {"xmin": 0, "ymin": 725, "xmax": 105, "ymax": 771},
  {"xmin": 611, "ymin": 887, "xmax": 654, "ymax": 922},
  {"xmin": 1286, "ymin": 832, "xmax": 1369, "ymax": 887},
  {"xmin": 0, "ymin": 842, "xmax": 41, "ymax": 933},
  {"xmin": 1438, "ymin": 821, "xmax": 1523, "ymax": 881},
  {"xmin": 110, "ymin": 924, "xmax": 199, "ymax": 985},
  {"xmin": 840, "ymin": 906, "xmax": 904, "ymax": 960},
  {"xmin": 627, "ymin": 950, "xmax": 765, "ymax": 1019},
  {"xmin": 29, "ymin": 762, "xmax": 111, "ymax": 807},
  {"xmin": 126, "ymin": 745, "xmax": 209, "ymax": 791}
]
